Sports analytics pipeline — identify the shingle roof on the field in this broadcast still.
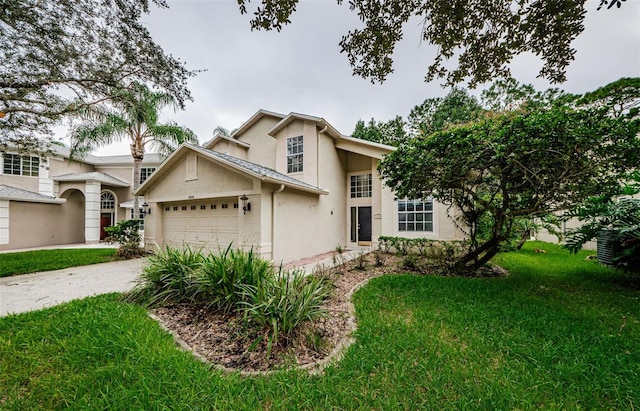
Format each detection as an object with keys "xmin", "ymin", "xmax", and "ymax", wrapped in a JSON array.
[
  {"xmin": 53, "ymin": 172, "xmax": 130, "ymax": 187},
  {"xmin": 190, "ymin": 144, "xmax": 327, "ymax": 194},
  {"xmin": 0, "ymin": 185, "xmax": 66, "ymax": 203}
]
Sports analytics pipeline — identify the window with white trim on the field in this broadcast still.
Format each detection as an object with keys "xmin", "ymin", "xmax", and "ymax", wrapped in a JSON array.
[
  {"xmin": 130, "ymin": 208, "xmax": 145, "ymax": 230},
  {"xmin": 100, "ymin": 192, "xmax": 115, "ymax": 210},
  {"xmin": 140, "ymin": 167, "xmax": 156, "ymax": 184},
  {"xmin": 398, "ymin": 199, "xmax": 433, "ymax": 232},
  {"xmin": 2, "ymin": 153, "xmax": 39, "ymax": 176},
  {"xmin": 287, "ymin": 136, "xmax": 303, "ymax": 173},
  {"xmin": 350, "ymin": 174, "xmax": 372, "ymax": 198}
]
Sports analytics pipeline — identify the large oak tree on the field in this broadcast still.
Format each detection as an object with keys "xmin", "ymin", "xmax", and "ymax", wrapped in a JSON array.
[
  {"xmin": 0, "ymin": 0, "xmax": 195, "ymax": 152},
  {"xmin": 379, "ymin": 80, "xmax": 640, "ymax": 273},
  {"xmin": 237, "ymin": 0, "xmax": 621, "ymax": 87}
]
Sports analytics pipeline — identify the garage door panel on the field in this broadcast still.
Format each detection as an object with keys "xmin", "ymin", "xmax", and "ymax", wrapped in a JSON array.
[{"xmin": 162, "ymin": 199, "xmax": 238, "ymax": 250}]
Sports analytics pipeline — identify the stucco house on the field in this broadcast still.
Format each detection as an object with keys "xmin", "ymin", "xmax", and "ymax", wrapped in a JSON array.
[
  {"xmin": 134, "ymin": 109, "xmax": 464, "ymax": 264},
  {"xmin": 0, "ymin": 146, "xmax": 161, "ymax": 251}
]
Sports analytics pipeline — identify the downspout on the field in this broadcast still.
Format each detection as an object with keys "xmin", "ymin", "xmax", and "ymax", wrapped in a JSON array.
[
  {"xmin": 271, "ymin": 184, "xmax": 285, "ymax": 261},
  {"xmin": 318, "ymin": 125, "xmax": 328, "ymax": 189}
]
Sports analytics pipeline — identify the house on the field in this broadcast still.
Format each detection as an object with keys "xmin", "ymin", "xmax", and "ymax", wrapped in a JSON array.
[
  {"xmin": 134, "ymin": 109, "xmax": 464, "ymax": 264},
  {"xmin": 0, "ymin": 146, "xmax": 161, "ymax": 251}
]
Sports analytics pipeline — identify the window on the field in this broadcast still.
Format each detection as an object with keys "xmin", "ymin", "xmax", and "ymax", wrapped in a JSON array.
[
  {"xmin": 398, "ymin": 199, "xmax": 433, "ymax": 232},
  {"xmin": 181, "ymin": 206, "xmax": 187, "ymax": 210},
  {"xmin": 221, "ymin": 204, "xmax": 228, "ymax": 209},
  {"xmin": 2, "ymin": 153, "xmax": 39, "ymax": 177},
  {"xmin": 211, "ymin": 204, "xmax": 216, "ymax": 210},
  {"xmin": 165, "ymin": 206, "xmax": 170, "ymax": 211},
  {"xmin": 173, "ymin": 206, "xmax": 178, "ymax": 211},
  {"xmin": 130, "ymin": 209, "xmax": 145, "ymax": 230},
  {"xmin": 350, "ymin": 174, "xmax": 372, "ymax": 198},
  {"xmin": 190, "ymin": 205, "xmax": 196, "ymax": 210},
  {"xmin": 100, "ymin": 192, "xmax": 115, "ymax": 210},
  {"xmin": 233, "ymin": 203, "xmax": 238, "ymax": 209},
  {"xmin": 287, "ymin": 136, "xmax": 303, "ymax": 173},
  {"xmin": 140, "ymin": 167, "xmax": 156, "ymax": 184},
  {"xmin": 200, "ymin": 205, "xmax": 206, "ymax": 210}
]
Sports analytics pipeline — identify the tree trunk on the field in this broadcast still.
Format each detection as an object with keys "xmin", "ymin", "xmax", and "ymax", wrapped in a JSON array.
[
  {"xmin": 131, "ymin": 140, "xmax": 144, "ymax": 221},
  {"xmin": 453, "ymin": 236, "xmax": 501, "ymax": 274}
]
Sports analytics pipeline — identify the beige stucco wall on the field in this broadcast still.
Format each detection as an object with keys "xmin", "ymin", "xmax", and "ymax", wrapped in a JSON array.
[
  {"xmin": 49, "ymin": 156, "xmax": 94, "ymax": 176},
  {"xmin": 269, "ymin": 125, "xmax": 348, "ymax": 264},
  {"xmin": 236, "ymin": 116, "xmax": 281, "ymax": 169},
  {"xmin": 141, "ymin": 151, "xmax": 262, "ymax": 253},
  {"xmin": 143, "ymin": 153, "xmax": 255, "ymax": 203},
  {"xmin": 0, "ymin": 174, "xmax": 39, "ymax": 192},
  {"xmin": 3, "ymin": 191, "xmax": 84, "ymax": 250}
]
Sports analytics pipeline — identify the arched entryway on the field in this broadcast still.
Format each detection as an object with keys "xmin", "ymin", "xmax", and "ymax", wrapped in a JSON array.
[
  {"xmin": 59, "ymin": 189, "xmax": 86, "ymax": 244},
  {"xmin": 100, "ymin": 190, "xmax": 117, "ymax": 240}
]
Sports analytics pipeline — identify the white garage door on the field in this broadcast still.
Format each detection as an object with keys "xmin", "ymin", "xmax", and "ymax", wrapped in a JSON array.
[{"xmin": 162, "ymin": 198, "xmax": 238, "ymax": 251}]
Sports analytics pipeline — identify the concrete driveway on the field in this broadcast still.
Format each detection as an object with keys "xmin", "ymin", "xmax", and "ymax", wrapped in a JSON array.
[{"xmin": 0, "ymin": 258, "xmax": 147, "ymax": 317}]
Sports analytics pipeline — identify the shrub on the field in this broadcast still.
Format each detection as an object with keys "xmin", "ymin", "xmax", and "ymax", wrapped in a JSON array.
[
  {"xmin": 239, "ymin": 269, "xmax": 331, "ymax": 358},
  {"xmin": 104, "ymin": 219, "xmax": 145, "ymax": 258},
  {"xmin": 124, "ymin": 246, "xmax": 203, "ymax": 307},
  {"xmin": 124, "ymin": 246, "xmax": 334, "ymax": 353},
  {"xmin": 191, "ymin": 245, "xmax": 273, "ymax": 311}
]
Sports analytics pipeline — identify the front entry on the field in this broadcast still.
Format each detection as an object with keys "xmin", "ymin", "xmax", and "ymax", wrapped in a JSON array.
[
  {"xmin": 351, "ymin": 206, "xmax": 372, "ymax": 245},
  {"xmin": 100, "ymin": 213, "xmax": 112, "ymax": 240}
]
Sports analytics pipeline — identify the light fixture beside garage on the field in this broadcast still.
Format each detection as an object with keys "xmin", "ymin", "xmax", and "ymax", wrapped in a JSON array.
[
  {"xmin": 141, "ymin": 202, "xmax": 151, "ymax": 216},
  {"xmin": 240, "ymin": 194, "xmax": 251, "ymax": 214}
]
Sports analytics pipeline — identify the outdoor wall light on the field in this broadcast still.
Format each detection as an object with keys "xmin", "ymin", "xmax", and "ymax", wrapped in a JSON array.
[
  {"xmin": 240, "ymin": 194, "xmax": 251, "ymax": 214},
  {"xmin": 141, "ymin": 202, "xmax": 151, "ymax": 216}
]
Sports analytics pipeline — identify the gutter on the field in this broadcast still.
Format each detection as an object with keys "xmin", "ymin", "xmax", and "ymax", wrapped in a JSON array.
[{"xmin": 271, "ymin": 184, "xmax": 285, "ymax": 261}]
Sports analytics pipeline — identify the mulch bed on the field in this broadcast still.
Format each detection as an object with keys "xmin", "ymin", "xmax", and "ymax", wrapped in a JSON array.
[{"xmin": 150, "ymin": 253, "xmax": 504, "ymax": 373}]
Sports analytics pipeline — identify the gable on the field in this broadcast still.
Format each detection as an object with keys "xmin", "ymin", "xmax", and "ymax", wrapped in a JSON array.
[{"xmin": 143, "ymin": 152, "xmax": 255, "ymax": 202}]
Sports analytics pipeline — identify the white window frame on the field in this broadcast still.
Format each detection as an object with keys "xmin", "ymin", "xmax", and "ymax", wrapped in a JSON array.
[
  {"xmin": 398, "ymin": 198, "xmax": 434, "ymax": 232},
  {"xmin": 287, "ymin": 136, "xmax": 303, "ymax": 173},
  {"xmin": 350, "ymin": 174, "xmax": 372, "ymax": 198},
  {"xmin": 140, "ymin": 167, "xmax": 156, "ymax": 184},
  {"xmin": 2, "ymin": 153, "xmax": 39, "ymax": 177}
]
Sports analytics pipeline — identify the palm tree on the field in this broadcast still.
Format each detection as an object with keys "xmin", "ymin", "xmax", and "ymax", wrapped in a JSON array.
[{"xmin": 70, "ymin": 82, "xmax": 197, "ymax": 213}]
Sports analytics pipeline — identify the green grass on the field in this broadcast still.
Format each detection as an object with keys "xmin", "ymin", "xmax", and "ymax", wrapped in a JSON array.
[
  {"xmin": 0, "ymin": 248, "xmax": 118, "ymax": 277},
  {"xmin": 1, "ymin": 241, "xmax": 638, "ymax": 409}
]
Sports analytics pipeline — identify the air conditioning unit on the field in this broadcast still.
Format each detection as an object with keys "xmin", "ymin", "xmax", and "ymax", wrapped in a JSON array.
[{"xmin": 596, "ymin": 229, "xmax": 619, "ymax": 266}]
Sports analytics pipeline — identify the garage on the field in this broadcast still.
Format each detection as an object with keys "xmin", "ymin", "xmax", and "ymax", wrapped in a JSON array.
[{"xmin": 162, "ymin": 198, "xmax": 239, "ymax": 251}]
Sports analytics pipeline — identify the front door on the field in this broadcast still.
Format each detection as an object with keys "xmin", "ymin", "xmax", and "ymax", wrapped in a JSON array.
[
  {"xmin": 100, "ymin": 213, "xmax": 112, "ymax": 240},
  {"xmin": 357, "ymin": 206, "xmax": 372, "ymax": 244}
]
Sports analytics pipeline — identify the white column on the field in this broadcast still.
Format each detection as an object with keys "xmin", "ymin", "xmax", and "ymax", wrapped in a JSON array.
[
  {"xmin": 38, "ymin": 159, "xmax": 53, "ymax": 197},
  {"xmin": 85, "ymin": 180, "xmax": 101, "ymax": 244},
  {"xmin": 0, "ymin": 200, "xmax": 9, "ymax": 245}
]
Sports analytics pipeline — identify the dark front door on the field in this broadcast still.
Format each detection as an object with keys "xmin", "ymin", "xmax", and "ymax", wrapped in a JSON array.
[
  {"xmin": 357, "ymin": 206, "xmax": 372, "ymax": 243},
  {"xmin": 100, "ymin": 213, "xmax": 112, "ymax": 240}
]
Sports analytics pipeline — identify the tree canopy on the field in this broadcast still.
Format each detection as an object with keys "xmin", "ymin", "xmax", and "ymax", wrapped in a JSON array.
[
  {"xmin": 237, "ymin": 0, "xmax": 619, "ymax": 87},
  {"xmin": 378, "ymin": 79, "xmax": 640, "ymax": 273},
  {"xmin": 0, "ymin": 0, "xmax": 195, "ymax": 153},
  {"xmin": 351, "ymin": 87, "xmax": 482, "ymax": 146}
]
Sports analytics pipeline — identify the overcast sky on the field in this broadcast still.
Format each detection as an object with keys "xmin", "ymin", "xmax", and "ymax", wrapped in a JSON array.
[{"xmin": 93, "ymin": 0, "xmax": 640, "ymax": 155}]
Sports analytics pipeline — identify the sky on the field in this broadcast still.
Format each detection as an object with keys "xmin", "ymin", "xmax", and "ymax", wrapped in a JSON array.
[{"xmin": 92, "ymin": 0, "xmax": 640, "ymax": 155}]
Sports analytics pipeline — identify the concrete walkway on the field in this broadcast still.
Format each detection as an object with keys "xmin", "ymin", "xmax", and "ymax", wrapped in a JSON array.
[
  {"xmin": 0, "ymin": 258, "xmax": 147, "ymax": 317},
  {"xmin": 0, "ymin": 247, "xmax": 370, "ymax": 317}
]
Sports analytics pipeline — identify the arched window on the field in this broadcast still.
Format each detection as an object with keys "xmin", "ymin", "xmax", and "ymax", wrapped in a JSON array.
[{"xmin": 100, "ymin": 191, "xmax": 115, "ymax": 210}]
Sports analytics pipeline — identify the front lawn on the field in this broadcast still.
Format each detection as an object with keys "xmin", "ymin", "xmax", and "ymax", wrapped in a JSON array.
[
  {"xmin": 0, "ymin": 248, "xmax": 118, "ymax": 277},
  {"xmin": 1, "ymin": 242, "xmax": 638, "ymax": 409}
]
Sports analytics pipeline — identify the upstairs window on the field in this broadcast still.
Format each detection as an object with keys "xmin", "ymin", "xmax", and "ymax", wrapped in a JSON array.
[
  {"xmin": 3, "ymin": 153, "xmax": 39, "ymax": 177},
  {"xmin": 350, "ymin": 174, "xmax": 372, "ymax": 198},
  {"xmin": 287, "ymin": 136, "xmax": 303, "ymax": 173},
  {"xmin": 398, "ymin": 199, "xmax": 433, "ymax": 232},
  {"xmin": 140, "ymin": 167, "xmax": 156, "ymax": 184}
]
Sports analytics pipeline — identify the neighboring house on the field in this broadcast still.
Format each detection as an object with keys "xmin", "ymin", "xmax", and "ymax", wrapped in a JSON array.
[
  {"xmin": 0, "ymin": 146, "xmax": 161, "ymax": 251},
  {"xmin": 135, "ymin": 109, "xmax": 465, "ymax": 264}
]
